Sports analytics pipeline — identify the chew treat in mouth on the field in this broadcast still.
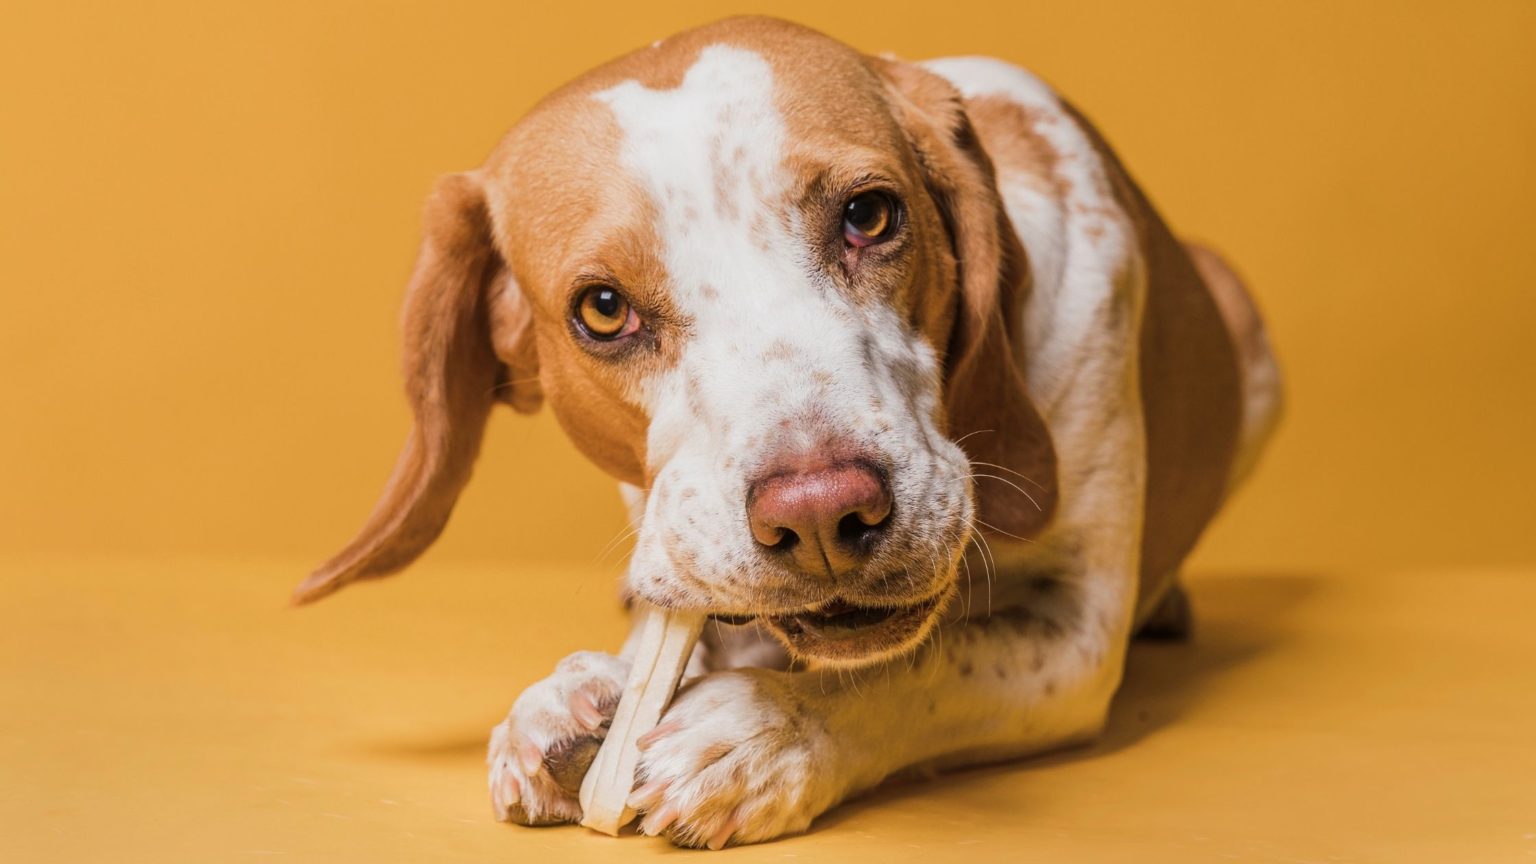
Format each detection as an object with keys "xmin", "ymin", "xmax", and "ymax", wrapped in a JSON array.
[{"xmin": 578, "ymin": 602, "xmax": 705, "ymax": 835}]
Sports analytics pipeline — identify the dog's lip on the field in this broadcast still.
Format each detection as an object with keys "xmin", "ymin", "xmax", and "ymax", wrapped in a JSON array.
[
  {"xmin": 775, "ymin": 599, "xmax": 907, "ymax": 636},
  {"xmin": 708, "ymin": 612, "xmax": 761, "ymax": 626},
  {"xmin": 708, "ymin": 596, "xmax": 926, "ymax": 631},
  {"xmin": 757, "ymin": 592, "xmax": 944, "ymax": 654}
]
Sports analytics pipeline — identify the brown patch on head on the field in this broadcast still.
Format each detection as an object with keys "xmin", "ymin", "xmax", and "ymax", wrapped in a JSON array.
[
  {"xmin": 482, "ymin": 94, "xmax": 693, "ymax": 487},
  {"xmin": 606, "ymin": 19, "xmax": 940, "ymax": 323},
  {"xmin": 476, "ymin": 17, "xmax": 935, "ymax": 487},
  {"xmin": 301, "ymin": 17, "xmax": 1042, "ymax": 603}
]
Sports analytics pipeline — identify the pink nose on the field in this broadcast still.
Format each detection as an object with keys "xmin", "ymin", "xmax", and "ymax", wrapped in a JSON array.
[{"xmin": 747, "ymin": 461, "xmax": 893, "ymax": 578}]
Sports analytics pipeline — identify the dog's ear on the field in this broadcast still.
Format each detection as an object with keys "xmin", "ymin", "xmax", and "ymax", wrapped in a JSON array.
[
  {"xmin": 293, "ymin": 172, "xmax": 540, "ymax": 604},
  {"xmin": 875, "ymin": 59, "xmax": 1058, "ymax": 540}
]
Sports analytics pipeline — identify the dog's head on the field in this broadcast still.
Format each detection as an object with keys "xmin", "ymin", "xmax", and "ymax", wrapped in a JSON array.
[{"xmin": 295, "ymin": 18, "xmax": 1057, "ymax": 667}]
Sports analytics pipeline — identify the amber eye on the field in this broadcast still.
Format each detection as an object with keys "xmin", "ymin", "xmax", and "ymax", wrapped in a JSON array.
[
  {"xmin": 574, "ymin": 285, "xmax": 639, "ymax": 341},
  {"xmin": 843, "ymin": 191, "xmax": 898, "ymax": 247}
]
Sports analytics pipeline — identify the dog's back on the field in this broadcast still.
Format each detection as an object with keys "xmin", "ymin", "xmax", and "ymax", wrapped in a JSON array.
[{"xmin": 923, "ymin": 56, "xmax": 1282, "ymax": 622}]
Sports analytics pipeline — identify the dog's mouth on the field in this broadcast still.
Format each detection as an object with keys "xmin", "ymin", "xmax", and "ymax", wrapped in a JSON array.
[{"xmin": 720, "ymin": 593, "xmax": 945, "ymax": 666}]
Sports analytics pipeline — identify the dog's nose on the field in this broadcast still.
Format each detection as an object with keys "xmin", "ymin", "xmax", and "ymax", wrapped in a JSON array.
[{"xmin": 747, "ymin": 461, "xmax": 892, "ymax": 577}]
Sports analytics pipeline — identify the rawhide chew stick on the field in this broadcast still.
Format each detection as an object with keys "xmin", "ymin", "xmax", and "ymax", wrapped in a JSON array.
[{"xmin": 579, "ymin": 601, "xmax": 705, "ymax": 835}]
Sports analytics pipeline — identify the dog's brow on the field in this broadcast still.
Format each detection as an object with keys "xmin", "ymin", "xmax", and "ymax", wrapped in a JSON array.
[{"xmin": 593, "ymin": 45, "xmax": 788, "ymax": 228}]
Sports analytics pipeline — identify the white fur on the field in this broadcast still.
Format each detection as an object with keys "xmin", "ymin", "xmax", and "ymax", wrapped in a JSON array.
[
  {"xmin": 594, "ymin": 46, "xmax": 973, "ymax": 621},
  {"xmin": 492, "ymin": 49, "xmax": 1224, "ymax": 848},
  {"xmin": 487, "ymin": 651, "xmax": 629, "ymax": 824},
  {"xmin": 923, "ymin": 54, "xmax": 1148, "ymax": 734}
]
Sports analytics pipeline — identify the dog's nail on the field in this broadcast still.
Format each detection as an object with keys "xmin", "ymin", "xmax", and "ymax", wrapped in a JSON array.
[
  {"xmin": 636, "ymin": 720, "xmax": 680, "ymax": 751},
  {"xmin": 516, "ymin": 740, "xmax": 544, "ymax": 776},
  {"xmin": 640, "ymin": 803, "xmax": 680, "ymax": 836},
  {"xmin": 706, "ymin": 814, "xmax": 740, "ymax": 850},
  {"xmin": 627, "ymin": 780, "xmax": 665, "ymax": 811},
  {"xmin": 570, "ymin": 693, "xmax": 604, "ymax": 730}
]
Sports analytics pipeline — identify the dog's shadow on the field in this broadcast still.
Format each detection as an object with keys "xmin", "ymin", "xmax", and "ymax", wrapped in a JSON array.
[
  {"xmin": 366, "ymin": 572, "xmax": 1319, "ymax": 835},
  {"xmin": 814, "ymin": 570, "xmax": 1321, "ymax": 831}
]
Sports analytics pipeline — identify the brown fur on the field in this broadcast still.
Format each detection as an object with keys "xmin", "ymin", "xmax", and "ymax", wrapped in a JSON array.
[
  {"xmin": 875, "ymin": 58, "xmax": 1060, "ymax": 542},
  {"xmin": 298, "ymin": 17, "xmax": 1250, "ymax": 614},
  {"xmin": 294, "ymin": 174, "xmax": 534, "ymax": 603},
  {"xmin": 1055, "ymin": 102, "xmax": 1244, "ymax": 619}
]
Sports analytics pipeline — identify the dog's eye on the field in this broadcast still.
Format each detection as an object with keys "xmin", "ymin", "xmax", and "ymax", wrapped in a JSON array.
[
  {"xmin": 574, "ymin": 285, "xmax": 640, "ymax": 341},
  {"xmin": 843, "ymin": 191, "xmax": 898, "ymax": 248}
]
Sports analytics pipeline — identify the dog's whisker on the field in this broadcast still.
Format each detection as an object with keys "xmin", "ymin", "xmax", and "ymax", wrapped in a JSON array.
[
  {"xmin": 969, "ymin": 460, "xmax": 1047, "ymax": 491},
  {"xmin": 966, "ymin": 526, "xmax": 997, "ymax": 618},
  {"xmin": 963, "ymin": 543, "xmax": 984, "ymax": 613},
  {"xmin": 960, "ymin": 554, "xmax": 975, "ymax": 621},
  {"xmin": 965, "ymin": 520, "xmax": 996, "ymax": 588},
  {"xmin": 594, "ymin": 518, "xmax": 643, "ymax": 556},
  {"xmin": 593, "ymin": 523, "xmax": 643, "ymax": 564},
  {"xmin": 966, "ymin": 473, "xmax": 1043, "ymax": 511},
  {"xmin": 950, "ymin": 428, "xmax": 996, "ymax": 447},
  {"xmin": 927, "ymin": 618, "xmax": 945, "ymax": 687},
  {"xmin": 971, "ymin": 517, "xmax": 1037, "ymax": 544}
]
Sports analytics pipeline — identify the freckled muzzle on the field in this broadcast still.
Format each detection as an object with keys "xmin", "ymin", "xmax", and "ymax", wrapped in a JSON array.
[{"xmin": 724, "ymin": 446, "xmax": 965, "ymax": 664}]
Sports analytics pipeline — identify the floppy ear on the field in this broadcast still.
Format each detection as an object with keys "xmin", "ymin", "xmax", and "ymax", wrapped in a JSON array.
[
  {"xmin": 293, "ymin": 172, "xmax": 540, "ymax": 604},
  {"xmin": 876, "ymin": 59, "xmax": 1059, "ymax": 540}
]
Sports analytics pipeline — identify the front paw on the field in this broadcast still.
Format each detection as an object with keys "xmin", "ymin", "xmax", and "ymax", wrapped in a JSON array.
[
  {"xmin": 486, "ymin": 650, "xmax": 629, "ymax": 826},
  {"xmin": 628, "ymin": 669, "xmax": 838, "ymax": 849}
]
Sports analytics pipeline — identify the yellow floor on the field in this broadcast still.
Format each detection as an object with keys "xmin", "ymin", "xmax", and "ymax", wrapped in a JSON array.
[{"xmin": 5, "ymin": 558, "xmax": 1534, "ymax": 862}]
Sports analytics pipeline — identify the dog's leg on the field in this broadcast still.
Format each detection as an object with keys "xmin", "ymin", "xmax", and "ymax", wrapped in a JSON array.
[
  {"xmin": 487, "ymin": 650, "xmax": 632, "ymax": 826},
  {"xmin": 487, "ymin": 598, "xmax": 725, "ymax": 826},
  {"xmin": 628, "ymin": 542, "xmax": 1140, "ymax": 849},
  {"xmin": 626, "ymin": 268, "xmax": 1154, "ymax": 847}
]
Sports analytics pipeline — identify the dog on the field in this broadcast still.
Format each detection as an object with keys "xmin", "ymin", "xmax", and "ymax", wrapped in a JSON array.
[{"xmin": 295, "ymin": 16, "xmax": 1281, "ymax": 849}]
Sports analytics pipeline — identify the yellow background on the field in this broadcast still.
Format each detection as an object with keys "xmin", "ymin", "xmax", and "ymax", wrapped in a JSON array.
[
  {"xmin": 4, "ymin": 0, "xmax": 1534, "ymax": 573},
  {"xmin": 4, "ymin": 1, "xmax": 1535, "ymax": 862}
]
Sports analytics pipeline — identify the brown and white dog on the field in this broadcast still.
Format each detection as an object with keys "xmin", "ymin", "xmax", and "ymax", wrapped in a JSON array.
[{"xmin": 295, "ymin": 16, "xmax": 1281, "ymax": 849}]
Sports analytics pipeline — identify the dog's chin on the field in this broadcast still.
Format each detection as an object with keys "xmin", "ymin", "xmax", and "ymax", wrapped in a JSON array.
[{"xmin": 760, "ymin": 588, "xmax": 951, "ymax": 669}]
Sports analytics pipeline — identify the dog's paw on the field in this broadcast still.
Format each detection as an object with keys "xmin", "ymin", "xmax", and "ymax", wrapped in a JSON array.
[
  {"xmin": 627, "ymin": 669, "xmax": 840, "ymax": 849},
  {"xmin": 487, "ymin": 650, "xmax": 630, "ymax": 826}
]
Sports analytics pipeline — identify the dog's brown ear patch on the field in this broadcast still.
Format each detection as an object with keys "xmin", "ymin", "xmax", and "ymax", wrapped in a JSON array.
[
  {"xmin": 293, "ymin": 172, "xmax": 538, "ymax": 604},
  {"xmin": 876, "ymin": 59, "xmax": 1058, "ymax": 540}
]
